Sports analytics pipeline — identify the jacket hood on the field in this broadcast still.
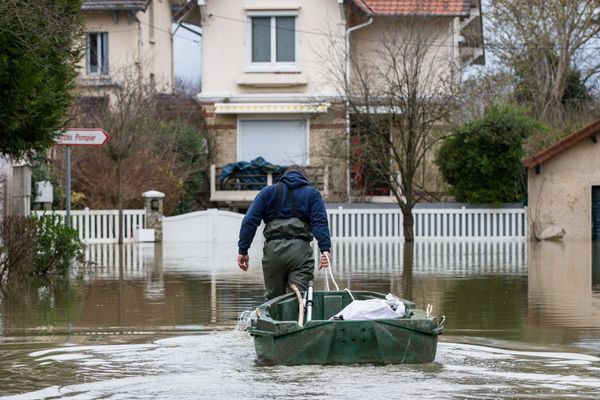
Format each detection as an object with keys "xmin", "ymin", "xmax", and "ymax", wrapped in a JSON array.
[{"xmin": 280, "ymin": 170, "xmax": 309, "ymax": 189}]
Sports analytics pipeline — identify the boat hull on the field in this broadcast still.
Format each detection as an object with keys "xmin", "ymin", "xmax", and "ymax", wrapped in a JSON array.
[
  {"xmin": 249, "ymin": 291, "xmax": 442, "ymax": 365},
  {"xmin": 254, "ymin": 320, "xmax": 438, "ymax": 365}
]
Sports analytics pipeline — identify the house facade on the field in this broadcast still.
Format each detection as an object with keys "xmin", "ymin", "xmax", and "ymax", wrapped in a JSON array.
[
  {"xmin": 79, "ymin": 0, "xmax": 182, "ymax": 95},
  {"xmin": 175, "ymin": 0, "xmax": 484, "ymax": 207},
  {"xmin": 525, "ymin": 119, "xmax": 600, "ymax": 241}
]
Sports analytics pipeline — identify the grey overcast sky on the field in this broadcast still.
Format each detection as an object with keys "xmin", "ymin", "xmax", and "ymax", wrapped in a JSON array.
[{"xmin": 173, "ymin": 24, "xmax": 202, "ymax": 86}]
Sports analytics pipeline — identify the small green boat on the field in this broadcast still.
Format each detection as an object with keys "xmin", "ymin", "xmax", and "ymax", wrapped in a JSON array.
[{"xmin": 248, "ymin": 290, "xmax": 444, "ymax": 365}]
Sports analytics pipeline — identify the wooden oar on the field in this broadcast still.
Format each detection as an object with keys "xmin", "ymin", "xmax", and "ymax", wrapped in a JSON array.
[{"xmin": 290, "ymin": 284, "xmax": 304, "ymax": 327}]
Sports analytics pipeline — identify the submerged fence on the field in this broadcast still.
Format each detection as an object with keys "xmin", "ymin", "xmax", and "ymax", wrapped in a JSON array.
[
  {"xmin": 327, "ymin": 207, "xmax": 527, "ymax": 239},
  {"xmin": 79, "ymin": 239, "xmax": 527, "ymax": 280},
  {"xmin": 34, "ymin": 209, "xmax": 146, "ymax": 243},
  {"xmin": 327, "ymin": 239, "xmax": 527, "ymax": 276}
]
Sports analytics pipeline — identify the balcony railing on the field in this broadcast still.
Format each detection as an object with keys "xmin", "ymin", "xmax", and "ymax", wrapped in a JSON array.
[{"xmin": 210, "ymin": 164, "xmax": 329, "ymax": 204}]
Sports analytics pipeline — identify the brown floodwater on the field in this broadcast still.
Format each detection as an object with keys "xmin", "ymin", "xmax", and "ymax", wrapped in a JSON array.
[{"xmin": 1, "ymin": 239, "xmax": 600, "ymax": 399}]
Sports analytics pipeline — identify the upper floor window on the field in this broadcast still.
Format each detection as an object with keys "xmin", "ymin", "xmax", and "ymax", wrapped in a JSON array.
[
  {"xmin": 250, "ymin": 15, "xmax": 296, "ymax": 65},
  {"xmin": 86, "ymin": 32, "xmax": 108, "ymax": 75}
]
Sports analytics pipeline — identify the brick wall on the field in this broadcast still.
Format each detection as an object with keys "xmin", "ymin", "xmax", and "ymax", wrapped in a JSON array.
[
  {"xmin": 155, "ymin": 94, "xmax": 204, "ymax": 128},
  {"xmin": 202, "ymin": 103, "xmax": 237, "ymax": 166}
]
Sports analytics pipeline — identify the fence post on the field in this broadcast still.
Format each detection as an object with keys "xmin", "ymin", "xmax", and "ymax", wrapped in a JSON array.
[
  {"xmin": 523, "ymin": 206, "xmax": 528, "ymax": 240},
  {"xmin": 142, "ymin": 190, "xmax": 165, "ymax": 242},
  {"xmin": 210, "ymin": 165, "xmax": 217, "ymax": 199},
  {"xmin": 84, "ymin": 207, "xmax": 90, "ymax": 242},
  {"xmin": 461, "ymin": 206, "xmax": 466, "ymax": 238}
]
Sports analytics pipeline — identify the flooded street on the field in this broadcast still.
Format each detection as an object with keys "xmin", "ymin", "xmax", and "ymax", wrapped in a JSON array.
[{"xmin": 2, "ymin": 239, "xmax": 600, "ymax": 399}]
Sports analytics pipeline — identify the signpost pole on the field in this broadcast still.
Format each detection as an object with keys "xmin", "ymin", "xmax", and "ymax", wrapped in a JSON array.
[
  {"xmin": 56, "ymin": 129, "xmax": 109, "ymax": 229},
  {"xmin": 66, "ymin": 144, "xmax": 71, "ymax": 228}
]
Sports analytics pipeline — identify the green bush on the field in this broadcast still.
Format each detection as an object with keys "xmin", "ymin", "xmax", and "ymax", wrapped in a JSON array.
[
  {"xmin": 0, "ymin": 215, "xmax": 84, "ymax": 287},
  {"xmin": 436, "ymin": 105, "xmax": 542, "ymax": 204},
  {"xmin": 158, "ymin": 121, "xmax": 209, "ymax": 213},
  {"xmin": 34, "ymin": 215, "xmax": 85, "ymax": 276}
]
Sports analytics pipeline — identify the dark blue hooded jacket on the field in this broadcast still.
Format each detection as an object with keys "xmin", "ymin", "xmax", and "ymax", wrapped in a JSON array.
[{"xmin": 238, "ymin": 170, "xmax": 331, "ymax": 255}]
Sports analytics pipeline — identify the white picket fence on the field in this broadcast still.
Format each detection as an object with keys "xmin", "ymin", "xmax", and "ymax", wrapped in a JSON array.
[
  {"xmin": 36, "ymin": 206, "xmax": 527, "ymax": 243},
  {"xmin": 327, "ymin": 207, "xmax": 527, "ymax": 239},
  {"xmin": 33, "ymin": 209, "xmax": 146, "ymax": 243}
]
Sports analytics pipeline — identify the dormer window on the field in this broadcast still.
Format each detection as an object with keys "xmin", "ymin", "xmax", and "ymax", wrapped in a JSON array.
[{"xmin": 250, "ymin": 14, "xmax": 296, "ymax": 66}]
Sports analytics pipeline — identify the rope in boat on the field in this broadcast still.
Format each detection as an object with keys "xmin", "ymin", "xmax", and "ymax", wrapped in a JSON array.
[
  {"xmin": 322, "ymin": 253, "xmax": 358, "ymax": 301},
  {"xmin": 318, "ymin": 252, "xmax": 443, "ymax": 326},
  {"xmin": 323, "ymin": 253, "xmax": 340, "ymax": 291},
  {"xmin": 344, "ymin": 288, "xmax": 355, "ymax": 301}
]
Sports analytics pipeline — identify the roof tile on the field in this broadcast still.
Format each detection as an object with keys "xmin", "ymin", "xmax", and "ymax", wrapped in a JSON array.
[
  {"xmin": 523, "ymin": 119, "xmax": 600, "ymax": 168},
  {"xmin": 352, "ymin": 0, "xmax": 471, "ymax": 16}
]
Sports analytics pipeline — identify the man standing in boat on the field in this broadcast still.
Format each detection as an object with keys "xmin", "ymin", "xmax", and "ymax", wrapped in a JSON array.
[{"xmin": 237, "ymin": 166, "xmax": 331, "ymax": 299}]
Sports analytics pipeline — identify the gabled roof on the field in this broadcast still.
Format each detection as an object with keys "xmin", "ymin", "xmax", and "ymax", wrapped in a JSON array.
[
  {"xmin": 81, "ymin": 0, "xmax": 150, "ymax": 12},
  {"xmin": 523, "ymin": 119, "xmax": 600, "ymax": 168},
  {"xmin": 349, "ymin": 0, "xmax": 471, "ymax": 17}
]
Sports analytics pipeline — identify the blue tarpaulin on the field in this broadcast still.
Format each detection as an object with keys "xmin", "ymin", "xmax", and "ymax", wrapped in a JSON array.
[{"xmin": 220, "ymin": 157, "xmax": 286, "ymax": 190}]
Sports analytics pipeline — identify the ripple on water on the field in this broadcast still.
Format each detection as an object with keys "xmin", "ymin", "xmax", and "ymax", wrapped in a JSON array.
[{"xmin": 2, "ymin": 331, "xmax": 600, "ymax": 399}]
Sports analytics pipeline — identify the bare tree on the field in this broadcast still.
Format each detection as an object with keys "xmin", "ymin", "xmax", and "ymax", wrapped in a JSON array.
[
  {"xmin": 71, "ymin": 69, "xmax": 159, "ymax": 243},
  {"xmin": 61, "ymin": 71, "xmax": 209, "ymax": 224},
  {"xmin": 487, "ymin": 0, "xmax": 600, "ymax": 118},
  {"xmin": 106, "ymin": 82, "xmax": 156, "ymax": 243},
  {"xmin": 322, "ymin": 18, "xmax": 462, "ymax": 240}
]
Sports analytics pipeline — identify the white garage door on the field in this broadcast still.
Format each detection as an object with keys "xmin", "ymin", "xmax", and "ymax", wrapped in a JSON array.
[{"xmin": 239, "ymin": 119, "xmax": 308, "ymax": 165}]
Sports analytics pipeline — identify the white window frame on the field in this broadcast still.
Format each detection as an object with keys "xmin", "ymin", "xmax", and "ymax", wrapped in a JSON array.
[
  {"xmin": 237, "ymin": 115, "xmax": 310, "ymax": 166},
  {"xmin": 86, "ymin": 32, "xmax": 109, "ymax": 76},
  {"xmin": 247, "ymin": 11, "xmax": 299, "ymax": 72}
]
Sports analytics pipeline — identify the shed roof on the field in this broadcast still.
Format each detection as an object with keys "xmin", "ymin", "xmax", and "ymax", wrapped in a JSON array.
[
  {"xmin": 349, "ymin": 0, "xmax": 471, "ymax": 16},
  {"xmin": 523, "ymin": 119, "xmax": 600, "ymax": 168},
  {"xmin": 81, "ymin": 0, "xmax": 150, "ymax": 11}
]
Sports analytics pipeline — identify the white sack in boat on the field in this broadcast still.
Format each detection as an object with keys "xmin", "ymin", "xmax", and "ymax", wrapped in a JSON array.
[{"xmin": 331, "ymin": 295, "xmax": 406, "ymax": 320}]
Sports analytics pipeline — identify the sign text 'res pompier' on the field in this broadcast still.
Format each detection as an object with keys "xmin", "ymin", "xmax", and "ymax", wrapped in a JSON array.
[{"xmin": 55, "ymin": 129, "xmax": 110, "ymax": 146}]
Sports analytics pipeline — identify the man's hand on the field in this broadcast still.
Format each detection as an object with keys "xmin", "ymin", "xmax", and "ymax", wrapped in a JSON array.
[
  {"xmin": 237, "ymin": 254, "xmax": 249, "ymax": 271},
  {"xmin": 319, "ymin": 251, "xmax": 331, "ymax": 270}
]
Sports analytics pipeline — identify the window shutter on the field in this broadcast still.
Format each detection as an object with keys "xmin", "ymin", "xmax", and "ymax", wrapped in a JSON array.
[{"xmin": 101, "ymin": 33, "xmax": 109, "ymax": 75}]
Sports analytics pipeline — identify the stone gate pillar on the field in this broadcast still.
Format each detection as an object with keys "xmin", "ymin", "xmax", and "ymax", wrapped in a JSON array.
[{"xmin": 142, "ymin": 190, "xmax": 165, "ymax": 242}]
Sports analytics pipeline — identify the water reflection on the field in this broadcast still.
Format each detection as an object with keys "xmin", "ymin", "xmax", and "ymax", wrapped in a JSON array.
[
  {"xmin": 1, "ymin": 239, "xmax": 599, "ymax": 343},
  {"xmin": 3, "ymin": 239, "xmax": 600, "ymax": 397},
  {"xmin": 0, "ymin": 239, "xmax": 530, "ymax": 340},
  {"xmin": 332, "ymin": 239, "xmax": 527, "ymax": 275},
  {"xmin": 528, "ymin": 241, "xmax": 600, "ymax": 330}
]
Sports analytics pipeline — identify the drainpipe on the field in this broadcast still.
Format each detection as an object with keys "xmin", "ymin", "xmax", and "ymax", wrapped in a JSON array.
[{"xmin": 345, "ymin": 17, "xmax": 373, "ymax": 203}]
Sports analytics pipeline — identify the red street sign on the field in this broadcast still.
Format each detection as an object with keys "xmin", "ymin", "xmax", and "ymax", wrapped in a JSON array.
[{"xmin": 55, "ymin": 128, "xmax": 110, "ymax": 146}]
